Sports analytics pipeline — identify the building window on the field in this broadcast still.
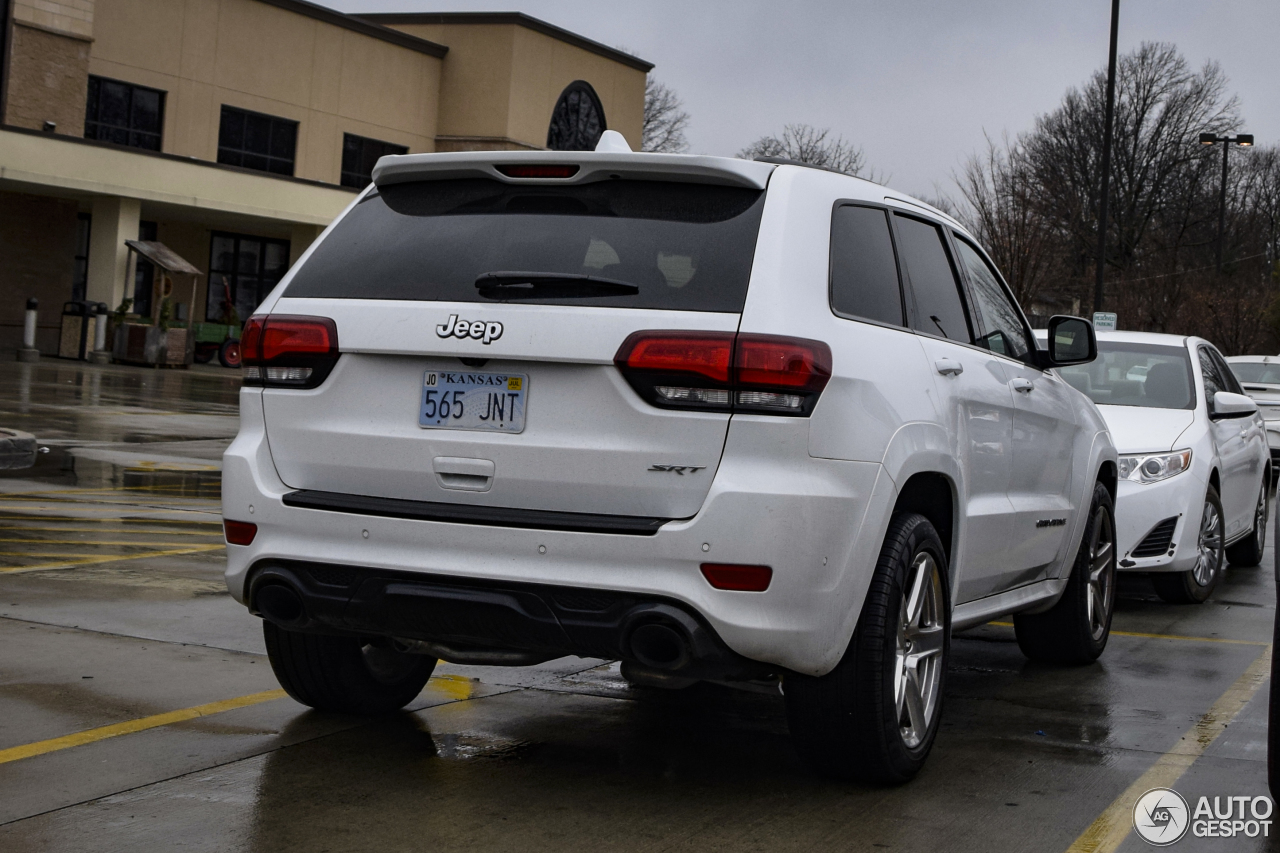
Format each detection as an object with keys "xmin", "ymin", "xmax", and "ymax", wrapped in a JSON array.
[
  {"xmin": 206, "ymin": 232, "xmax": 291, "ymax": 324},
  {"xmin": 341, "ymin": 133, "xmax": 408, "ymax": 189},
  {"xmin": 217, "ymin": 106, "xmax": 298, "ymax": 176},
  {"xmin": 132, "ymin": 221, "xmax": 158, "ymax": 318},
  {"xmin": 84, "ymin": 76, "xmax": 165, "ymax": 151},
  {"xmin": 546, "ymin": 80, "xmax": 606, "ymax": 151},
  {"xmin": 71, "ymin": 213, "xmax": 92, "ymax": 302}
]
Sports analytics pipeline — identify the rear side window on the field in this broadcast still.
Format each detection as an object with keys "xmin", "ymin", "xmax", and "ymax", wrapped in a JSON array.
[
  {"xmin": 893, "ymin": 214, "xmax": 971, "ymax": 343},
  {"xmin": 285, "ymin": 179, "xmax": 766, "ymax": 312},
  {"xmin": 829, "ymin": 205, "xmax": 904, "ymax": 326}
]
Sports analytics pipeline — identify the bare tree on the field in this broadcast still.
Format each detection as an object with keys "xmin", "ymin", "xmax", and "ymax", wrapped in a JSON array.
[
  {"xmin": 642, "ymin": 78, "xmax": 690, "ymax": 153},
  {"xmin": 956, "ymin": 133, "xmax": 1058, "ymax": 306},
  {"xmin": 738, "ymin": 124, "xmax": 869, "ymax": 177}
]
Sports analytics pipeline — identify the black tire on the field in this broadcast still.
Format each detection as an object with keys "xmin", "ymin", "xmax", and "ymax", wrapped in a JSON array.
[
  {"xmin": 1226, "ymin": 479, "xmax": 1269, "ymax": 568},
  {"xmin": 218, "ymin": 338, "xmax": 241, "ymax": 369},
  {"xmin": 1015, "ymin": 481, "xmax": 1116, "ymax": 665},
  {"xmin": 263, "ymin": 621, "xmax": 436, "ymax": 714},
  {"xmin": 193, "ymin": 346, "xmax": 215, "ymax": 364},
  {"xmin": 1153, "ymin": 485, "xmax": 1224, "ymax": 604},
  {"xmin": 785, "ymin": 512, "xmax": 950, "ymax": 784}
]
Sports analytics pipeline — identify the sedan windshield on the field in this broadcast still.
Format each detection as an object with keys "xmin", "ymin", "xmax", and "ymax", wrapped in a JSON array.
[
  {"xmin": 1057, "ymin": 342, "xmax": 1194, "ymax": 410},
  {"xmin": 1229, "ymin": 362, "xmax": 1280, "ymax": 385}
]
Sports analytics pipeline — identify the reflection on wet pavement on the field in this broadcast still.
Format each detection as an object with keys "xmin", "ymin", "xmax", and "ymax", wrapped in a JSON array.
[{"xmin": 0, "ymin": 355, "xmax": 1274, "ymax": 853}]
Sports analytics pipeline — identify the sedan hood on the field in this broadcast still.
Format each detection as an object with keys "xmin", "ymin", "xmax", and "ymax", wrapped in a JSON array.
[{"xmin": 1097, "ymin": 406, "xmax": 1195, "ymax": 453}]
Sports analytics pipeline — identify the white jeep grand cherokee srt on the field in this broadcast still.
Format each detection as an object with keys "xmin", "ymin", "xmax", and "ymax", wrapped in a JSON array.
[{"xmin": 222, "ymin": 137, "xmax": 1119, "ymax": 783}]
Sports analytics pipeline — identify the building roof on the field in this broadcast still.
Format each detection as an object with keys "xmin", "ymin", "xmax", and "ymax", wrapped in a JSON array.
[
  {"xmin": 356, "ymin": 12, "xmax": 654, "ymax": 71},
  {"xmin": 258, "ymin": 0, "xmax": 449, "ymax": 57}
]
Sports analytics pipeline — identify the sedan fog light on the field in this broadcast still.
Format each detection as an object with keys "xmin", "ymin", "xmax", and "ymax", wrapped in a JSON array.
[{"xmin": 1118, "ymin": 449, "xmax": 1192, "ymax": 483}]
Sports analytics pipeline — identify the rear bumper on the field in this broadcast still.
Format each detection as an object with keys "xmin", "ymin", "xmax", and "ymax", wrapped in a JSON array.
[{"xmin": 223, "ymin": 393, "xmax": 886, "ymax": 676}]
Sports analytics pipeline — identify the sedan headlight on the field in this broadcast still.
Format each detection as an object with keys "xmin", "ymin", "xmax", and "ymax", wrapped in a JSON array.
[{"xmin": 1118, "ymin": 449, "xmax": 1192, "ymax": 484}]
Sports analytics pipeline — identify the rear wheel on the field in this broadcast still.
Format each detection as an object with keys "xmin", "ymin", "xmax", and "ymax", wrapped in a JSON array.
[
  {"xmin": 193, "ymin": 345, "xmax": 215, "ymax": 364},
  {"xmin": 1153, "ymin": 486, "xmax": 1224, "ymax": 604},
  {"xmin": 1226, "ymin": 480, "xmax": 1269, "ymax": 568},
  {"xmin": 1015, "ymin": 481, "xmax": 1116, "ymax": 664},
  {"xmin": 263, "ymin": 621, "xmax": 436, "ymax": 714},
  {"xmin": 785, "ymin": 512, "xmax": 949, "ymax": 784},
  {"xmin": 218, "ymin": 338, "xmax": 241, "ymax": 369}
]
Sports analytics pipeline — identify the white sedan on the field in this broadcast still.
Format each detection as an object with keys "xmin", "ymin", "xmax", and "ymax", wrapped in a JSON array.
[
  {"xmin": 1225, "ymin": 355, "xmax": 1280, "ymax": 473},
  {"xmin": 1042, "ymin": 331, "xmax": 1270, "ymax": 602}
]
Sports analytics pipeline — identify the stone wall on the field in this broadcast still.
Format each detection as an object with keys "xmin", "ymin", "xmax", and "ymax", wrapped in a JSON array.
[
  {"xmin": 0, "ymin": 191, "xmax": 80, "ymax": 354},
  {"xmin": 4, "ymin": 22, "xmax": 91, "ymax": 134}
]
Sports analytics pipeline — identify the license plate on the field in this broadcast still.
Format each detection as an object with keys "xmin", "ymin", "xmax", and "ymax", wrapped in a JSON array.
[{"xmin": 419, "ymin": 370, "xmax": 527, "ymax": 433}]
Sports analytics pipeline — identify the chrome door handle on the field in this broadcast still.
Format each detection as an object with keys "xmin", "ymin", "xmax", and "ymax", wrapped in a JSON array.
[
  {"xmin": 1011, "ymin": 378, "xmax": 1034, "ymax": 393},
  {"xmin": 935, "ymin": 359, "xmax": 963, "ymax": 376}
]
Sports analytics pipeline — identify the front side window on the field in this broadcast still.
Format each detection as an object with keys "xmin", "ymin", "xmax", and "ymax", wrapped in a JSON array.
[
  {"xmin": 1207, "ymin": 348, "xmax": 1244, "ymax": 395},
  {"xmin": 1058, "ymin": 342, "xmax": 1194, "ymax": 409},
  {"xmin": 1199, "ymin": 346, "xmax": 1225, "ymax": 405},
  {"xmin": 341, "ymin": 134, "xmax": 409, "ymax": 189},
  {"xmin": 829, "ymin": 205, "xmax": 904, "ymax": 326},
  {"xmin": 207, "ymin": 232, "xmax": 291, "ymax": 323},
  {"xmin": 953, "ymin": 236, "xmax": 1029, "ymax": 360},
  {"xmin": 218, "ymin": 107, "xmax": 298, "ymax": 176},
  {"xmin": 893, "ymin": 214, "xmax": 970, "ymax": 343},
  {"xmin": 84, "ymin": 76, "xmax": 164, "ymax": 151}
]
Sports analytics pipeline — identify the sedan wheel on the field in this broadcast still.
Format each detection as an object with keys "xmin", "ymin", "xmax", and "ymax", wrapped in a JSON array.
[{"xmin": 1154, "ymin": 485, "xmax": 1225, "ymax": 604}]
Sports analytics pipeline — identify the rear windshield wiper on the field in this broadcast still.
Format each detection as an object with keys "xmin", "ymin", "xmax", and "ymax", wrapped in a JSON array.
[{"xmin": 475, "ymin": 271, "xmax": 640, "ymax": 300}]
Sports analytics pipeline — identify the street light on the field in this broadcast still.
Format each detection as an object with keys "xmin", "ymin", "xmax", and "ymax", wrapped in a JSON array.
[{"xmin": 1200, "ymin": 132, "xmax": 1254, "ymax": 271}]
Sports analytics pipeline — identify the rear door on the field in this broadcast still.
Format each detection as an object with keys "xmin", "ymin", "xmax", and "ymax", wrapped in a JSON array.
[
  {"xmin": 892, "ymin": 211, "xmax": 1017, "ymax": 604},
  {"xmin": 260, "ymin": 175, "xmax": 768, "ymax": 519}
]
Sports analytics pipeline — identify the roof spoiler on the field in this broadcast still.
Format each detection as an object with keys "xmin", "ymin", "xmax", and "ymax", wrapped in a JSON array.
[{"xmin": 372, "ymin": 149, "xmax": 775, "ymax": 190}]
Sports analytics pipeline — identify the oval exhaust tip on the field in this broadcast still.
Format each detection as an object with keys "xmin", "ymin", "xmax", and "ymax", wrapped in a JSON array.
[
  {"xmin": 256, "ymin": 584, "xmax": 305, "ymax": 626},
  {"xmin": 629, "ymin": 622, "xmax": 691, "ymax": 671}
]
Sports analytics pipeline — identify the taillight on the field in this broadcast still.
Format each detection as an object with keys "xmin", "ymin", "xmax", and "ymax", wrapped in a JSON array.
[
  {"xmin": 614, "ymin": 331, "xmax": 831, "ymax": 415},
  {"xmin": 224, "ymin": 519, "xmax": 257, "ymax": 545},
  {"xmin": 241, "ymin": 315, "xmax": 339, "ymax": 389},
  {"xmin": 700, "ymin": 563, "xmax": 773, "ymax": 591}
]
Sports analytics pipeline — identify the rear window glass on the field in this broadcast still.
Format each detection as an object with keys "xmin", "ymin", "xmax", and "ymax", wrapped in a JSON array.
[
  {"xmin": 285, "ymin": 179, "xmax": 766, "ymax": 312},
  {"xmin": 1229, "ymin": 361, "xmax": 1280, "ymax": 385},
  {"xmin": 1057, "ymin": 342, "xmax": 1194, "ymax": 410}
]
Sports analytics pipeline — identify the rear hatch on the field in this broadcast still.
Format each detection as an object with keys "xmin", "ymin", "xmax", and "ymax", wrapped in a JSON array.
[{"xmin": 257, "ymin": 155, "xmax": 772, "ymax": 520}]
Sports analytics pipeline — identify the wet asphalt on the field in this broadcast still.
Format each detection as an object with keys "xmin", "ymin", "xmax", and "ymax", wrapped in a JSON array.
[{"xmin": 0, "ymin": 355, "xmax": 1274, "ymax": 852}]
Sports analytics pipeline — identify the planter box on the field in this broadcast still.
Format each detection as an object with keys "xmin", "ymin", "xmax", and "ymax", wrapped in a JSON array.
[{"xmin": 112, "ymin": 324, "xmax": 193, "ymax": 367}]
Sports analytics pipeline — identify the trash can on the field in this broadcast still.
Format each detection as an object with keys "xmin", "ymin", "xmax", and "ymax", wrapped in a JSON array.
[{"xmin": 58, "ymin": 301, "xmax": 97, "ymax": 360}]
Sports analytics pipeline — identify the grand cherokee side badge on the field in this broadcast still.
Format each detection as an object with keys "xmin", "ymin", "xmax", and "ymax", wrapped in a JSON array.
[
  {"xmin": 437, "ymin": 314, "xmax": 503, "ymax": 345},
  {"xmin": 649, "ymin": 464, "xmax": 706, "ymax": 475},
  {"xmin": 1035, "ymin": 518, "xmax": 1067, "ymax": 528}
]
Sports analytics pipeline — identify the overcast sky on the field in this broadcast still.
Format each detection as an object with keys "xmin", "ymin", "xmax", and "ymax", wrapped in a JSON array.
[{"xmin": 324, "ymin": 0, "xmax": 1280, "ymax": 202}]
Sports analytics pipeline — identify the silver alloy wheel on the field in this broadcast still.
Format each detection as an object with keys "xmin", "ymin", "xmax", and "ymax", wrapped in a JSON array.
[
  {"xmin": 1086, "ymin": 503, "xmax": 1115, "ymax": 642},
  {"xmin": 1193, "ymin": 499, "xmax": 1223, "ymax": 587},
  {"xmin": 895, "ymin": 552, "xmax": 945, "ymax": 749},
  {"xmin": 1254, "ymin": 486, "xmax": 1268, "ymax": 552}
]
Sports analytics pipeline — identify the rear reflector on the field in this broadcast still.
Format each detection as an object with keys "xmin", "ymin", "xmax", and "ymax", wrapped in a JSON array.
[
  {"xmin": 700, "ymin": 563, "xmax": 772, "ymax": 592},
  {"xmin": 495, "ymin": 164, "xmax": 580, "ymax": 179},
  {"xmin": 241, "ymin": 315, "xmax": 339, "ymax": 389},
  {"xmin": 615, "ymin": 331, "xmax": 831, "ymax": 415},
  {"xmin": 224, "ymin": 519, "xmax": 258, "ymax": 546}
]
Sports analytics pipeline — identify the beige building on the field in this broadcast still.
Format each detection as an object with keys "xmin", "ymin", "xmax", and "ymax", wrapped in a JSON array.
[{"xmin": 0, "ymin": 0, "xmax": 650, "ymax": 353}]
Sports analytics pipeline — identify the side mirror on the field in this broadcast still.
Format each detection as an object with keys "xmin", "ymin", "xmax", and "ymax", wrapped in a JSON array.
[
  {"xmin": 1211, "ymin": 391, "xmax": 1258, "ymax": 420},
  {"xmin": 1042, "ymin": 315, "xmax": 1097, "ymax": 367}
]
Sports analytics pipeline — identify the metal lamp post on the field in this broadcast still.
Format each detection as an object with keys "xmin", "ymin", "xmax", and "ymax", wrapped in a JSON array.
[{"xmin": 1199, "ymin": 132, "xmax": 1254, "ymax": 271}]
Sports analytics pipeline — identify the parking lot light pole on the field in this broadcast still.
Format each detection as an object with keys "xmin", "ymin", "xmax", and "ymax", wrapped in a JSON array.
[{"xmin": 1199, "ymin": 132, "xmax": 1254, "ymax": 272}]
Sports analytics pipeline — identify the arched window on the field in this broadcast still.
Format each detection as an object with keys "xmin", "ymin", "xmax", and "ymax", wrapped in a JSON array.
[{"xmin": 546, "ymin": 81, "xmax": 607, "ymax": 151}]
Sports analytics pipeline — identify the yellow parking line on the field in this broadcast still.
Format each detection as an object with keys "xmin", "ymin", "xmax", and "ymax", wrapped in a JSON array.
[
  {"xmin": 0, "ymin": 544, "xmax": 225, "ymax": 573},
  {"xmin": 987, "ymin": 622, "xmax": 1268, "ymax": 646},
  {"xmin": 1064, "ymin": 646, "xmax": 1271, "ymax": 852},
  {"xmin": 0, "ymin": 689, "xmax": 288, "ymax": 766}
]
